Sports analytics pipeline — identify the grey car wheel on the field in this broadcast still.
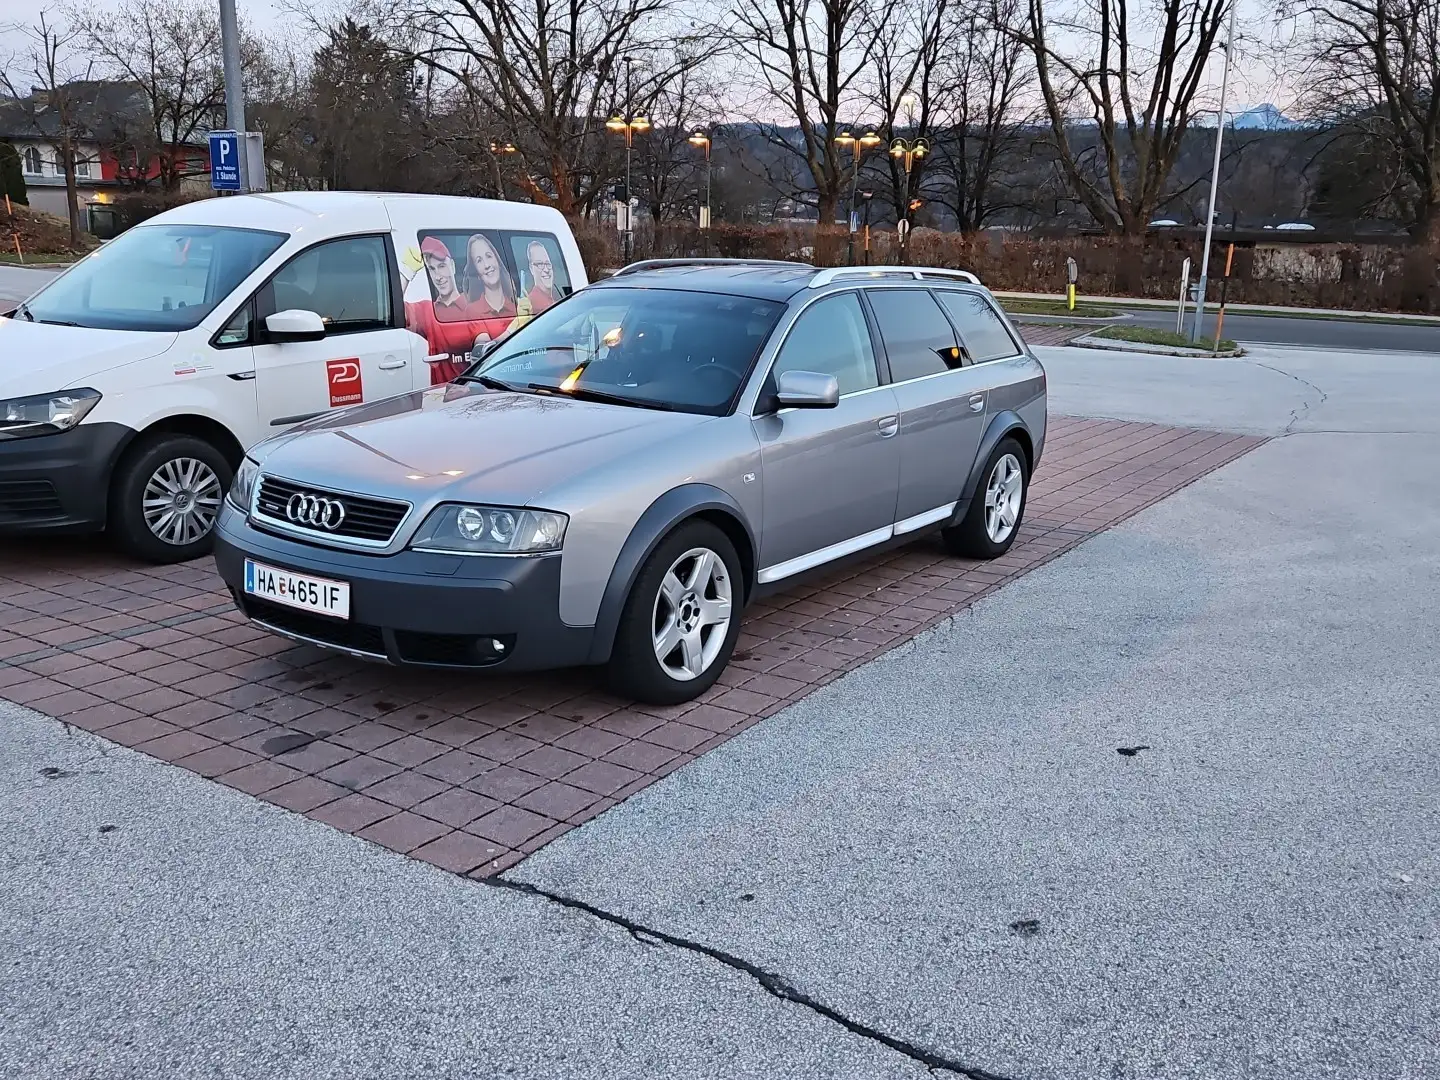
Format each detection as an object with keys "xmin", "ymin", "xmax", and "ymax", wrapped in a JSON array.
[
  {"xmin": 652, "ymin": 546, "xmax": 734, "ymax": 681},
  {"xmin": 111, "ymin": 434, "xmax": 234, "ymax": 565},
  {"xmin": 608, "ymin": 519, "xmax": 744, "ymax": 704},
  {"xmin": 941, "ymin": 435, "xmax": 1029, "ymax": 560},
  {"xmin": 143, "ymin": 457, "xmax": 224, "ymax": 548}
]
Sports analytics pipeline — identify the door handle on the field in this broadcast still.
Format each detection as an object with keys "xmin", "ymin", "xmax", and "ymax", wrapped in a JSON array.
[
  {"xmin": 877, "ymin": 415, "xmax": 899, "ymax": 438},
  {"xmin": 378, "ymin": 358, "xmax": 407, "ymax": 370},
  {"xmin": 968, "ymin": 393, "xmax": 985, "ymax": 412}
]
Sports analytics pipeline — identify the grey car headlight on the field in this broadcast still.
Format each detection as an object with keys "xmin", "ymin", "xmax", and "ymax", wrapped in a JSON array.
[
  {"xmin": 0, "ymin": 388, "xmax": 101, "ymax": 438},
  {"xmin": 228, "ymin": 457, "xmax": 260, "ymax": 510},
  {"xmin": 410, "ymin": 504, "xmax": 568, "ymax": 555}
]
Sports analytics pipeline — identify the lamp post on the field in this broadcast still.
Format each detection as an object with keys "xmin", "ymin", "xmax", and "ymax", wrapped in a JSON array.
[
  {"xmin": 1190, "ymin": 0, "xmax": 1238, "ymax": 343},
  {"xmin": 606, "ymin": 58, "xmax": 650, "ymax": 263},
  {"xmin": 889, "ymin": 136, "xmax": 928, "ymax": 258},
  {"xmin": 487, "ymin": 140, "xmax": 516, "ymax": 200},
  {"xmin": 688, "ymin": 130, "xmax": 713, "ymax": 255},
  {"xmin": 833, "ymin": 129, "xmax": 881, "ymax": 264}
]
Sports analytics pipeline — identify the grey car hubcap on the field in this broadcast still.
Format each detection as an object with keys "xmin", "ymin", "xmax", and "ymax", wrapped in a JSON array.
[
  {"xmin": 143, "ymin": 457, "xmax": 222, "ymax": 547},
  {"xmin": 652, "ymin": 546, "xmax": 733, "ymax": 681},
  {"xmin": 984, "ymin": 453, "xmax": 1024, "ymax": 544}
]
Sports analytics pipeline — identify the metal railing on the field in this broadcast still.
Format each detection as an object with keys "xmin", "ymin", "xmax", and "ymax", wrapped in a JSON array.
[{"xmin": 805, "ymin": 266, "xmax": 982, "ymax": 288}]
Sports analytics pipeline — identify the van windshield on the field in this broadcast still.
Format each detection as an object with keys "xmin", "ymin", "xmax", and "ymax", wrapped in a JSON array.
[{"xmin": 17, "ymin": 224, "xmax": 287, "ymax": 332}]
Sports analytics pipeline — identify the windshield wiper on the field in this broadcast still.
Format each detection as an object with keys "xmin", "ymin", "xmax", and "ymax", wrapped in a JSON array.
[
  {"xmin": 37, "ymin": 318, "xmax": 85, "ymax": 328},
  {"xmin": 455, "ymin": 373, "xmax": 523, "ymax": 392},
  {"xmin": 526, "ymin": 383, "xmax": 675, "ymax": 412}
]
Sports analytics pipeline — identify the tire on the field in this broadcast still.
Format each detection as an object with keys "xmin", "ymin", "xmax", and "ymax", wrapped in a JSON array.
[
  {"xmin": 109, "ymin": 434, "xmax": 233, "ymax": 564},
  {"xmin": 606, "ymin": 520, "xmax": 743, "ymax": 705},
  {"xmin": 942, "ymin": 436, "xmax": 1029, "ymax": 559}
]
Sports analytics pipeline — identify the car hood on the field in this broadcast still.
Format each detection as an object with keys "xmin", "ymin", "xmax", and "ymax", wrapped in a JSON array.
[
  {"xmin": 253, "ymin": 384, "xmax": 716, "ymax": 508},
  {"xmin": 0, "ymin": 317, "xmax": 176, "ymax": 397}
]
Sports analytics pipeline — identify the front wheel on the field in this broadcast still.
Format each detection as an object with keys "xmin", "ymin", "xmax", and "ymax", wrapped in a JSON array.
[
  {"xmin": 110, "ymin": 434, "xmax": 233, "ymax": 564},
  {"xmin": 606, "ymin": 520, "xmax": 743, "ymax": 705},
  {"xmin": 942, "ymin": 437, "xmax": 1029, "ymax": 559}
]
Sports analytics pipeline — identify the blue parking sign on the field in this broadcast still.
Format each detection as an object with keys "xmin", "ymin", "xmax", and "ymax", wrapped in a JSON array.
[{"xmin": 209, "ymin": 130, "xmax": 241, "ymax": 191}]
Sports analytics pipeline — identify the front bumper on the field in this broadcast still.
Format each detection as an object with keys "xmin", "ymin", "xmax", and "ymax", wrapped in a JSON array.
[
  {"xmin": 212, "ymin": 505, "xmax": 597, "ymax": 672},
  {"xmin": 0, "ymin": 421, "xmax": 133, "ymax": 533}
]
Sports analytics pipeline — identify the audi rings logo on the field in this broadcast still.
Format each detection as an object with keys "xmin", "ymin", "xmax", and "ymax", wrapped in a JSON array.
[{"xmin": 285, "ymin": 493, "xmax": 347, "ymax": 531}]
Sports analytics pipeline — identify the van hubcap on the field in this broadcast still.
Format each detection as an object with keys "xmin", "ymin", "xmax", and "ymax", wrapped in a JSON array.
[
  {"xmin": 653, "ymin": 547, "xmax": 732, "ymax": 681},
  {"xmin": 143, "ymin": 457, "xmax": 222, "ymax": 547},
  {"xmin": 984, "ymin": 453, "xmax": 1024, "ymax": 544}
]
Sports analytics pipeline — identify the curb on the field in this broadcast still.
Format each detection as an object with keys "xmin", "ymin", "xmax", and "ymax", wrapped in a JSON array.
[
  {"xmin": 1070, "ymin": 333, "xmax": 1246, "ymax": 358},
  {"xmin": 1008, "ymin": 311, "xmax": 1131, "ymax": 326}
]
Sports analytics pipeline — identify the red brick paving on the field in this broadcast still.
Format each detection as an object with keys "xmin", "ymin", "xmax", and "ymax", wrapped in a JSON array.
[{"xmin": 0, "ymin": 417, "xmax": 1262, "ymax": 877}]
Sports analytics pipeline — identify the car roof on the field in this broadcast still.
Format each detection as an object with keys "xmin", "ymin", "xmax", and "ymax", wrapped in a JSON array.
[{"xmin": 590, "ymin": 262, "xmax": 987, "ymax": 303}]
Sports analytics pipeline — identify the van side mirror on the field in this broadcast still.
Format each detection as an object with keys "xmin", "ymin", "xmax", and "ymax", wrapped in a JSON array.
[
  {"xmin": 265, "ymin": 309, "xmax": 327, "ymax": 343},
  {"xmin": 774, "ymin": 369, "xmax": 840, "ymax": 409}
]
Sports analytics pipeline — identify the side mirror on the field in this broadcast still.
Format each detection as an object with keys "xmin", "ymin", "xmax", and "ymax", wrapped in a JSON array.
[
  {"xmin": 774, "ymin": 369, "xmax": 840, "ymax": 410},
  {"xmin": 469, "ymin": 334, "xmax": 495, "ymax": 365},
  {"xmin": 265, "ymin": 309, "xmax": 327, "ymax": 343}
]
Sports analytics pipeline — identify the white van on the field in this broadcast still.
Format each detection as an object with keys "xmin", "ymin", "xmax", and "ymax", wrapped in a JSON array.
[{"xmin": 0, "ymin": 192, "xmax": 588, "ymax": 562}]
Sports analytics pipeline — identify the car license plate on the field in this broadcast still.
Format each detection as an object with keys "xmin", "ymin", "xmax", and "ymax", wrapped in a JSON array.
[{"xmin": 243, "ymin": 559, "xmax": 350, "ymax": 620}]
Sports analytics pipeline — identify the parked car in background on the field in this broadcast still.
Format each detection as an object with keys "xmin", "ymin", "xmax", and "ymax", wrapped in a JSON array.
[
  {"xmin": 214, "ymin": 259, "xmax": 1048, "ymax": 703},
  {"xmin": 0, "ymin": 192, "xmax": 587, "ymax": 562}
]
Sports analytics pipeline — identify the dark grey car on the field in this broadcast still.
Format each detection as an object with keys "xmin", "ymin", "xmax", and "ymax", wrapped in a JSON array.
[{"xmin": 213, "ymin": 261, "xmax": 1047, "ymax": 703}]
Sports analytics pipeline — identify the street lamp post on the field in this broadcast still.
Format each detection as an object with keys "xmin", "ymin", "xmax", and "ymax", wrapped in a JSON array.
[
  {"xmin": 833, "ymin": 130, "xmax": 881, "ymax": 265},
  {"xmin": 688, "ymin": 130, "xmax": 713, "ymax": 256},
  {"xmin": 889, "ymin": 137, "xmax": 929, "ymax": 258},
  {"xmin": 487, "ymin": 140, "xmax": 516, "ymax": 200},
  {"xmin": 606, "ymin": 59, "xmax": 650, "ymax": 263},
  {"xmin": 1190, "ymin": 0, "xmax": 1238, "ymax": 343}
]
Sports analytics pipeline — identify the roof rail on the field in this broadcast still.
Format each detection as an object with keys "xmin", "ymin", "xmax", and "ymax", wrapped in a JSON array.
[
  {"xmin": 612, "ymin": 258, "xmax": 814, "ymax": 277},
  {"xmin": 805, "ymin": 266, "xmax": 982, "ymax": 289}
]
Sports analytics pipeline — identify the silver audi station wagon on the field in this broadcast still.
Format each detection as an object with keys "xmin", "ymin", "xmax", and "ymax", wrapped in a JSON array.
[{"xmin": 214, "ymin": 260, "xmax": 1047, "ymax": 703}]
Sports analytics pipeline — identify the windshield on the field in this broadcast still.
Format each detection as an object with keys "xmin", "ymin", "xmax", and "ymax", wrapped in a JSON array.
[
  {"xmin": 471, "ymin": 286, "xmax": 785, "ymax": 415},
  {"xmin": 19, "ymin": 224, "xmax": 287, "ymax": 332}
]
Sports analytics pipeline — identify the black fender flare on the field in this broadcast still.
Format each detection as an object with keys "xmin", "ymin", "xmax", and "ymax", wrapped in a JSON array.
[
  {"xmin": 950, "ymin": 411, "xmax": 1032, "ymax": 524},
  {"xmin": 585, "ymin": 483, "xmax": 757, "ymax": 665}
]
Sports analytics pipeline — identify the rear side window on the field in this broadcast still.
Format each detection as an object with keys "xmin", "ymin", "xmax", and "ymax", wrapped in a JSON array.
[
  {"xmin": 936, "ymin": 291, "xmax": 1022, "ymax": 362},
  {"xmin": 866, "ymin": 289, "xmax": 963, "ymax": 382},
  {"xmin": 769, "ymin": 292, "xmax": 879, "ymax": 397},
  {"xmin": 262, "ymin": 235, "xmax": 393, "ymax": 333}
]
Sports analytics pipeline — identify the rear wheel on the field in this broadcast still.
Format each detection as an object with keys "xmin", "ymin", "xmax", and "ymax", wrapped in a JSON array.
[
  {"xmin": 942, "ymin": 437, "xmax": 1029, "ymax": 559},
  {"xmin": 607, "ymin": 520, "xmax": 742, "ymax": 705},
  {"xmin": 110, "ymin": 434, "xmax": 232, "ymax": 564}
]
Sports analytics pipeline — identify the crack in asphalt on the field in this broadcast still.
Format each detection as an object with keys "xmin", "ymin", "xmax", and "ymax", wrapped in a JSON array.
[
  {"xmin": 1247, "ymin": 360, "xmax": 1329, "ymax": 434},
  {"xmin": 484, "ymin": 877, "xmax": 1021, "ymax": 1080}
]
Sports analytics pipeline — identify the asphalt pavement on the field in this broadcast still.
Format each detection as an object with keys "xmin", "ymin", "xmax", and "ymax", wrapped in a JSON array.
[
  {"xmin": 3, "ymin": 341, "xmax": 1438, "ymax": 1076},
  {"xmin": 0, "ymin": 265, "xmax": 57, "ymax": 310},
  {"xmin": 1115, "ymin": 304, "xmax": 1440, "ymax": 353}
]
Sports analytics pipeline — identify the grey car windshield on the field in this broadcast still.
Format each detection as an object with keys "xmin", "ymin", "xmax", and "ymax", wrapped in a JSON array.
[
  {"xmin": 471, "ymin": 287, "xmax": 785, "ymax": 415},
  {"xmin": 17, "ymin": 224, "xmax": 286, "ymax": 332}
]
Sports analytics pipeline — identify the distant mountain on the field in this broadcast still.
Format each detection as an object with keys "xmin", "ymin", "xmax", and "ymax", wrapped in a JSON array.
[{"xmin": 1231, "ymin": 104, "xmax": 1300, "ymax": 130}]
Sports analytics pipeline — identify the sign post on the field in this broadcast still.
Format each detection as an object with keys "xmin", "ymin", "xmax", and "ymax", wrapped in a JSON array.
[
  {"xmin": 209, "ymin": 131, "xmax": 242, "ymax": 193},
  {"xmin": 1065, "ymin": 256, "xmax": 1079, "ymax": 311}
]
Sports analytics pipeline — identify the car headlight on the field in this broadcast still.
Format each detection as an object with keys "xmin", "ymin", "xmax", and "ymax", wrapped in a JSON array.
[
  {"xmin": 0, "ymin": 388, "xmax": 101, "ymax": 439},
  {"xmin": 228, "ymin": 457, "xmax": 260, "ymax": 510},
  {"xmin": 410, "ymin": 504, "xmax": 568, "ymax": 554}
]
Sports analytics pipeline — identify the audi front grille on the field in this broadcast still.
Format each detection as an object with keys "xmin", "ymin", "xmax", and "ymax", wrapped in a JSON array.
[{"xmin": 253, "ymin": 476, "xmax": 410, "ymax": 544}]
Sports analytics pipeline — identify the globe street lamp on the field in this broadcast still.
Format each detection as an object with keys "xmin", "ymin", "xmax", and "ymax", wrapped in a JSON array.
[
  {"xmin": 834, "ymin": 130, "xmax": 881, "ymax": 264},
  {"xmin": 890, "ymin": 136, "xmax": 928, "ymax": 255}
]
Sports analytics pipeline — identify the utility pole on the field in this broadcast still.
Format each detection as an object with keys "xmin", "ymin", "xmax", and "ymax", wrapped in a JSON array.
[
  {"xmin": 218, "ymin": 0, "xmax": 248, "ymax": 192},
  {"xmin": 1190, "ymin": 0, "xmax": 1237, "ymax": 343}
]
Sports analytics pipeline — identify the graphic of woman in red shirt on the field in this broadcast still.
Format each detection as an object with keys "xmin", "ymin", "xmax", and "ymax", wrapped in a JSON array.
[
  {"xmin": 405, "ymin": 236, "xmax": 492, "ymax": 385},
  {"xmin": 463, "ymin": 233, "xmax": 519, "ymax": 347}
]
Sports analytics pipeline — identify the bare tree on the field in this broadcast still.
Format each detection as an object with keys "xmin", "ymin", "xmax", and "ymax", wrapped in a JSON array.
[
  {"xmin": 635, "ymin": 64, "xmax": 721, "ymax": 223},
  {"xmin": 1293, "ymin": 0, "xmax": 1440, "ymax": 239},
  {"xmin": 71, "ymin": 0, "xmax": 225, "ymax": 191},
  {"xmin": 1, "ymin": 10, "xmax": 93, "ymax": 245},
  {"xmin": 729, "ymin": 0, "xmax": 896, "ymax": 224},
  {"xmin": 1017, "ymin": 0, "xmax": 1232, "ymax": 233},
  {"xmin": 384, "ymin": 0, "xmax": 702, "ymax": 213}
]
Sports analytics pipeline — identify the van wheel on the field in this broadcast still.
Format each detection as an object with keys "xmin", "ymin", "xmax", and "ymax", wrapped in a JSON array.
[
  {"xmin": 110, "ymin": 434, "xmax": 232, "ymax": 564},
  {"xmin": 607, "ymin": 520, "xmax": 743, "ymax": 705},
  {"xmin": 942, "ymin": 437, "xmax": 1029, "ymax": 559}
]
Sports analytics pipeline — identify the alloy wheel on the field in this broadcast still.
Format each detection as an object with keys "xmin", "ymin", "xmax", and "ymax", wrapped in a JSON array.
[
  {"xmin": 652, "ymin": 546, "xmax": 733, "ymax": 681},
  {"xmin": 983, "ymin": 452, "xmax": 1024, "ymax": 544}
]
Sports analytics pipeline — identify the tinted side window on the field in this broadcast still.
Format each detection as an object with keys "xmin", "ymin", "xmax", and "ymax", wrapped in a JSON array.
[
  {"xmin": 770, "ymin": 292, "xmax": 879, "ymax": 397},
  {"xmin": 936, "ymin": 291, "xmax": 1022, "ymax": 362},
  {"xmin": 866, "ymin": 289, "xmax": 961, "ymax": 381},
  {"xmin": 264, "ymin": 235, "xmax": 392, "ymax": 333}
]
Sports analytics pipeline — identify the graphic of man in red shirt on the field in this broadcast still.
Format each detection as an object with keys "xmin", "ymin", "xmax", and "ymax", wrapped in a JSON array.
[
  {"xmin": 524, "ymin": 240, "xmax": 562, "ymax": 314},
  {"xmin": 405, "ymin": 236, "xmax": 491, "ymax": 385}
]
